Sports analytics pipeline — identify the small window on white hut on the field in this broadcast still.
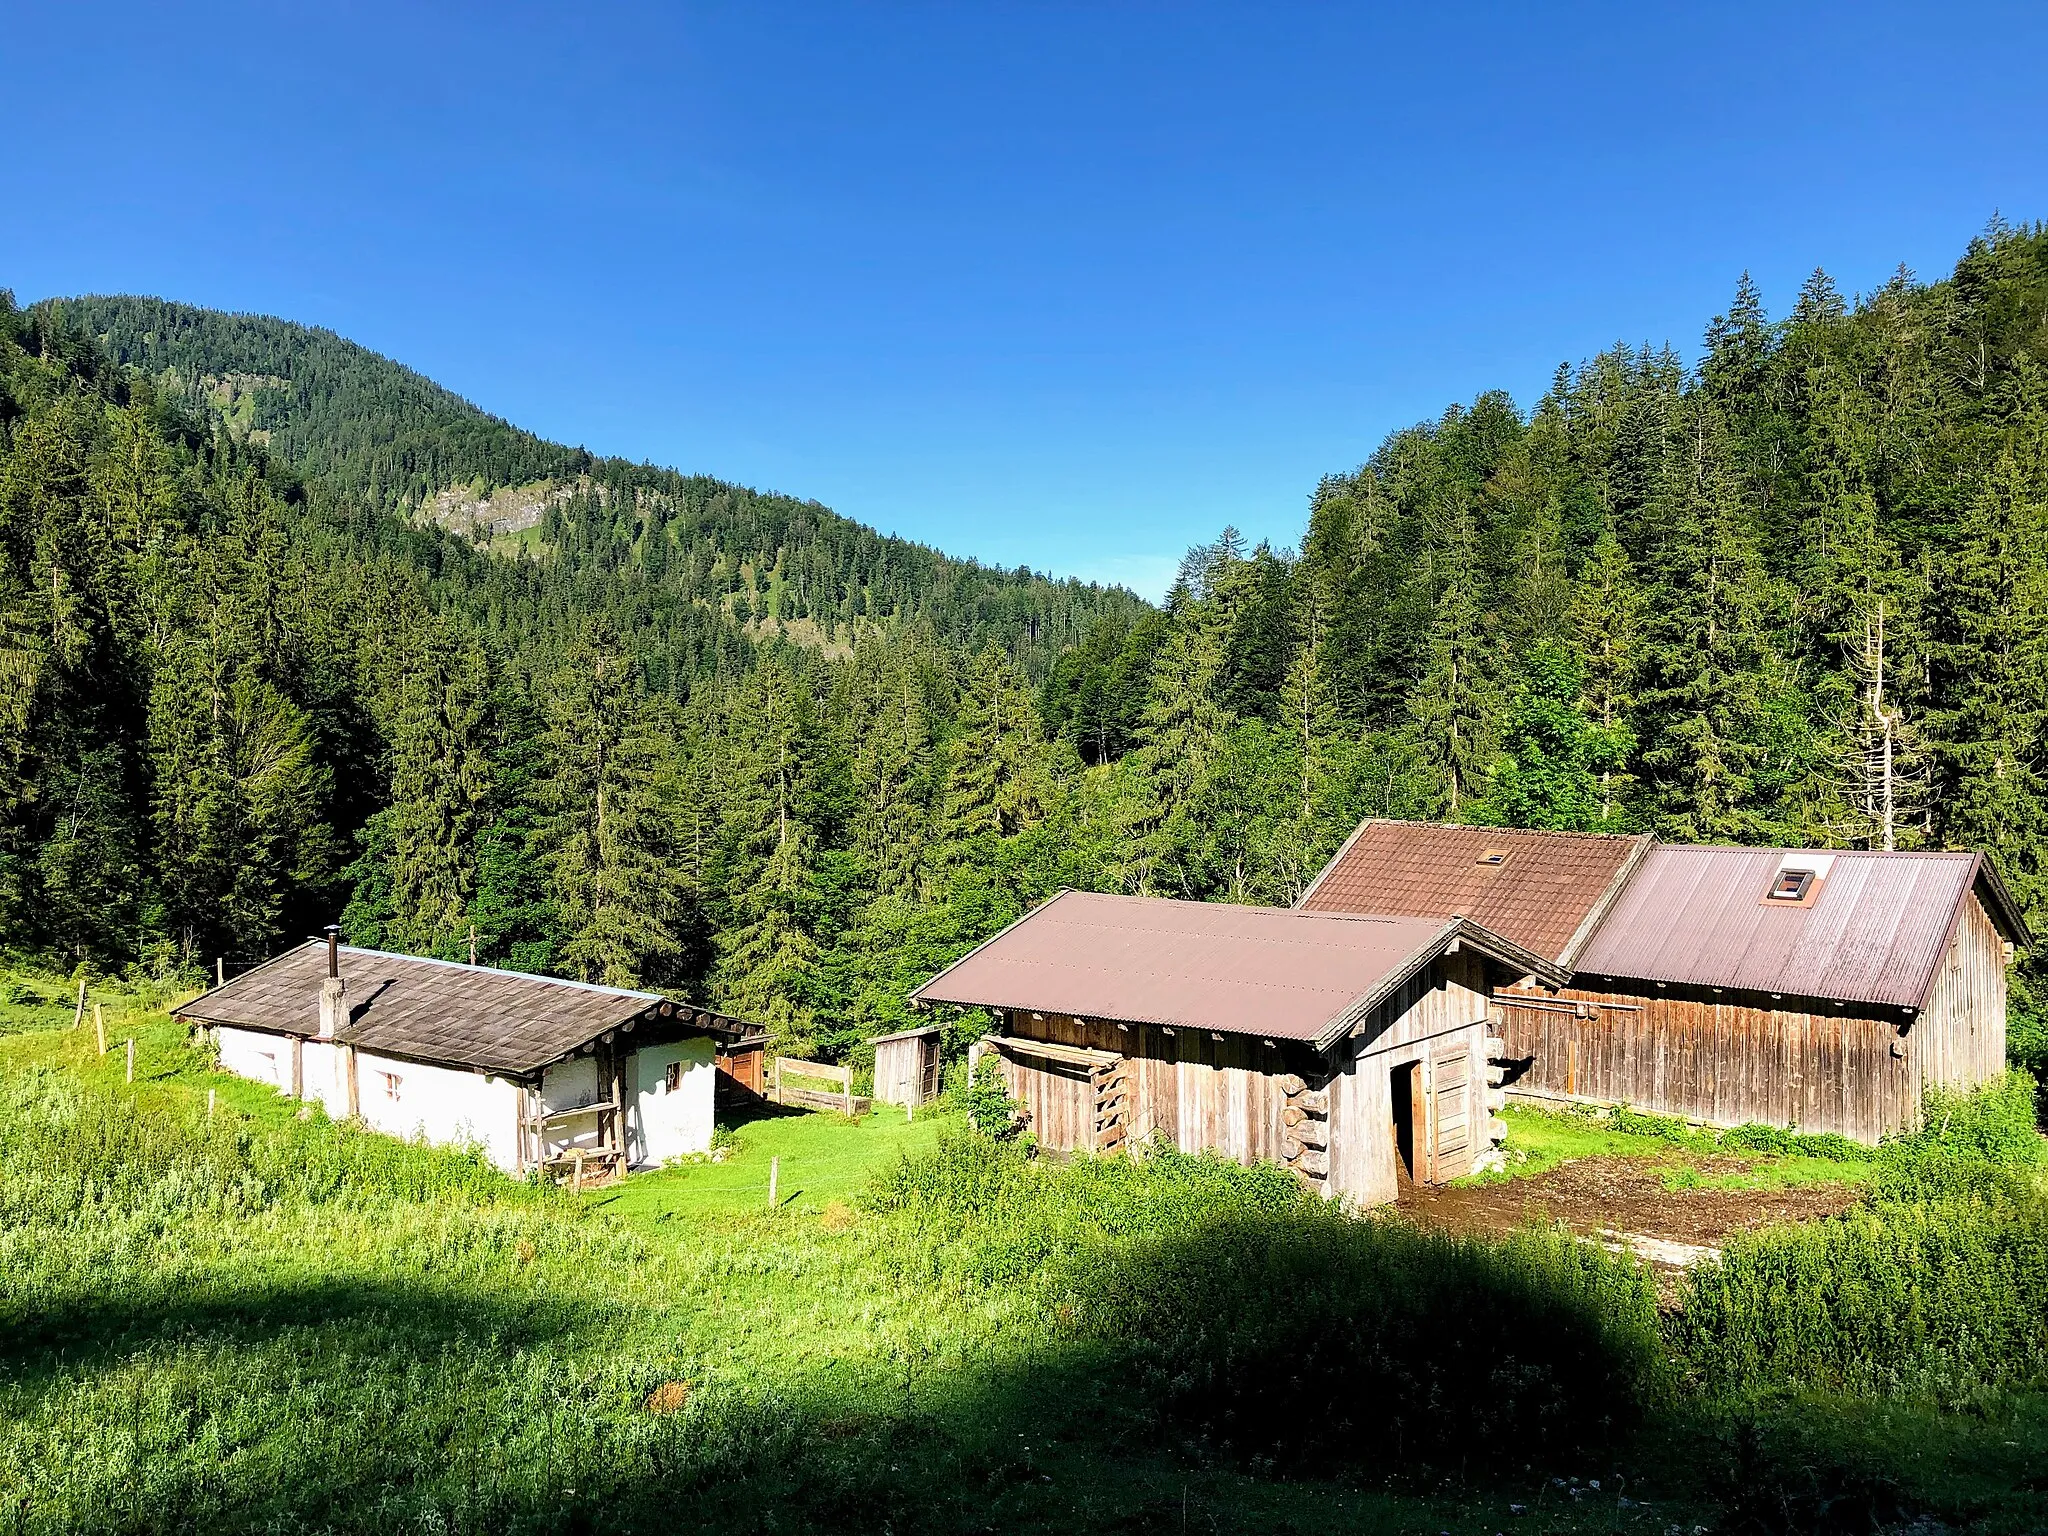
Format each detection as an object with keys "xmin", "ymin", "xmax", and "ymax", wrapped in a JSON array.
[
  {"xmin": 665, "ymin": 1061, "xmax": 682, "ymax": 1093},
  {"xmin": 379, "ymin": 1071, "xmax": 403, "ymax": 1102},
  {"xmin": 1766, "ymin": 868, "xmax": 1816, "ymax": 903}
]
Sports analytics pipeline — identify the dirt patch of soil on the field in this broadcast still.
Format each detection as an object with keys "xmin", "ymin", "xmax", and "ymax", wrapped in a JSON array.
[{"xmin": 1401, "ymin": 1156, "xmax": 1860, "ymax": 1252}]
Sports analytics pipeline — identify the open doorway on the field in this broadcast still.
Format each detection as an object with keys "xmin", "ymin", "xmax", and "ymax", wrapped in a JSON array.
[{"xmin": 1390, "ymin": 1061, "xmax": 1421, "ymax": 1186}]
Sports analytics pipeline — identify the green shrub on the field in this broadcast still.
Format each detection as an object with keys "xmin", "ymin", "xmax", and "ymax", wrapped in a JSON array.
[
  {"xmin": 1611, "ymin": 1104, "xmax": 1704, "ymax": 1144},
  {"xmin": 1674, "ymin": 1193, "xmax": 2048, "ymax": 1401},
  {"xmin": 1886, "ymin": 1070, "xmax": 2043, "ymax": 1165},
  {"xmin": 1721, "ymin": 1122, "xmax": 1868, "ymax": 1162},
  {"xmin": 963, "ymin": 1052, "xmax": 1028, "ymax": 1142}
]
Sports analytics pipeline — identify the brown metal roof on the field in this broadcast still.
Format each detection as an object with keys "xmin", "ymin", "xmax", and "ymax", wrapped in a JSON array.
[
  {"xmin": 911, "ymin": 890, "xmax": 1565, "ymax": 1050},
  {"xmin": 1299, "ymin": 820, "xmax": 1653, "ymax": 963},
  {"xmin": 175, "ymin": 941, "xmax": 667, "ymax": 1076},
  {"xmin": 1574, "ymin": 847, "xmax": 2026, "ymax": 1010}
]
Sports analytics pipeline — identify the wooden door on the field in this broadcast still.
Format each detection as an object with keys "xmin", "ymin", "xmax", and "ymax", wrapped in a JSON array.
[{"xmin": 1429, "ymin": 1048, "xmax": 1474, "ymax": 1180}]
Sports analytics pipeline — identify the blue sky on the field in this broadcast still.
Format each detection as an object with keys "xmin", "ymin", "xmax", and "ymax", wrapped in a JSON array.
[{"xmin": 7, "ymin": 2, "xmax": 2046, "ymax": 598}]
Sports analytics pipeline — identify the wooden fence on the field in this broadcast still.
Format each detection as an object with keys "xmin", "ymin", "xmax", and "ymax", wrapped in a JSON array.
[{"xmin": 769, "ymin": 1056, "xmax": 871, "ymax": 1116}]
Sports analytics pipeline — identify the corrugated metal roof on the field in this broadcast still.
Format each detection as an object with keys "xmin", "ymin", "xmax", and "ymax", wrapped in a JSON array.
[
  {"xmin": 1299, "ymin": 820, "xmax": 1653, "ymax": 963},
  {"xmin": 176, "ymin": 941, "xmax": 665, "ymax": 1076},
  {"xmin": 912, "ymin": 890, "xmax": 1563, "ymax": 1048},
  {"xmin": 1573, "ymin": 847, "xmax": 2005, "ymax": 1009}
]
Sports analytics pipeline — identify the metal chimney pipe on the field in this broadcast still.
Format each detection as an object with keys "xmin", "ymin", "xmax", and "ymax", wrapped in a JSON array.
[{"xmin": 325, "ymin": 924, "xmax": 341, "ymax": 978}]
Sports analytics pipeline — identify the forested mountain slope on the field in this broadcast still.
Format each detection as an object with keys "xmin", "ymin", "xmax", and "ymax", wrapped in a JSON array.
[
  {"xmin": 7, "ymin": 219, "xmax": 2045, "ymax": 1064},
  {"xmin": 51, "ymin": 295, "xmax": 1144, "ymax": 668},
  {"xmin": 1038, "ymin": 219, "xmax": 2048, "ymax": 1012}
]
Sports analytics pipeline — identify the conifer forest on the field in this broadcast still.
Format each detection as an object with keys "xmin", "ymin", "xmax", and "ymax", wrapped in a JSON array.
[{"xmin": 7, "ymin": 220, "xmax": 2048, "ymax": 1060}]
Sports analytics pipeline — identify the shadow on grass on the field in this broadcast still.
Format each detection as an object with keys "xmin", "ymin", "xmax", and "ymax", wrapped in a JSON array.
[
  {"xmin": 7, "ymin": 1212, "xmax": 1677, "ymax": 1536},
  {"xmin": 1, "ymin": 1272, "xmax": 609, "ymax": 1385}
]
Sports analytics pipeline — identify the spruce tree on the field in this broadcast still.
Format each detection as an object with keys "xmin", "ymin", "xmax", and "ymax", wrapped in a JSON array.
[
  {"xmin": 1929, "ymin": 447, "xmax": 2048, "ymax": 919},
  {"xmin": 1566, "ymin": 527, "xmax": 1643, "ymax": 825},
  {"xmin": 1634, "ymin": 402, "xmax": 1780, "ymax": 841},
  {"xmin": 1118, "ymin": 604, "xmax": 1231, "ymax": 896},
  {"xmin": 386, "ymin": 628, "xmax": 492, "ymax": 952},
  {"xmin": 537, "ymin": 630, "xmax": 685, "ymax": 987},
  {"xmin": 1404, "ymin": 495, "xmax": 1497, "ymax": 817}
]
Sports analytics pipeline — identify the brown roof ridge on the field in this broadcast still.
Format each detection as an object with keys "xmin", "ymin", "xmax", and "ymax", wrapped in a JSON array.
[
  {"xmin": 1310, "ymin": 915, "xmax": 1566, "ymax": 1051},
  {"xmin": 1558, "ymin": 834, "xmax": 1658, "ymax": 966},
  {"xmin": 1350, "ymin": 816, "xmax": 1647, "ymax": 841}
]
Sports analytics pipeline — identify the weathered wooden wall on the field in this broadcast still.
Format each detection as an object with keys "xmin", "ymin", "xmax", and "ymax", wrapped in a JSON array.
[
  {"xmin": 873, "ymin": 1027, "xmax": 942, "ymax": 1107},
  {"xmin": 1914, "ymin": 895, "xmax": 2010, "ymax": 1093},
  {"xmin": 995, "ymin": 946, "xmax": 1502, "ymax": 1208},
  {"xmin": 997, "ymin": 1014, "xmax": 1298, "ymax": 1163},
  {"xmin": 1328, "ymin": 948, "xmax": 1494, "ymax": 1208},
  {"xmin": 1500, "ymin": 893, "xmax": 2009, "ymax": 1143}
]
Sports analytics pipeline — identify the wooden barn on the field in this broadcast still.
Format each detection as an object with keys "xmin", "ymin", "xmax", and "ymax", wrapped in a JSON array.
[
  {"xmin": 1300, "ymin": 822, "xmax": 2029, "ymax": 1142},
  {"xmin": 912, "ymin": 890, "xmax": 1565, "ymax": 1206},
  {"xmin": 177, "ymin": 929, "xmax": 761, "ymax": 1179}
]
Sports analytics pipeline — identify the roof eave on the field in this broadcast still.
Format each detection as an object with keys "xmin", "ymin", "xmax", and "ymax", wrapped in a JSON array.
[
  {"xmin": 1971, "ymin": 854, "xmax": 2033, "ymax": 947},
  {"xmin": 1311, "ymin": 916, "xmax": 1570, "ymax": 1054}
]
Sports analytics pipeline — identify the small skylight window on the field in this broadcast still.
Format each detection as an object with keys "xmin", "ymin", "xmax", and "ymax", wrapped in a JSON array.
[
  {"xmin": 1767, "ymin": 869, "xmax": 1815, "ymax": 902},
  {"xmin": 1477, "ymin": 848, "xmax": 1509, "ymax": 866}
]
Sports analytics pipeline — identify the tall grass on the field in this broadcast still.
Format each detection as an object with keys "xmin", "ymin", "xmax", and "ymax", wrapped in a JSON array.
[
  {"xmin": 3, "ymin": 1011, "xmax": 2044, "ymax": 1533},
  {"xmin": 872, "ymin": 1134, "xmax": 1668, "ymax": 1469},
  {"xmin": 1675, "ymin": 1072, "xmax": 2048, "ymax": 1403}
]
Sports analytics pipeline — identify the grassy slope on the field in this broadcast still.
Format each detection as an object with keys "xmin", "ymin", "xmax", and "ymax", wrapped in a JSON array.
[{"xmin": 2, "ymin": 986, "xmax": 2044, "ymax": 1534}]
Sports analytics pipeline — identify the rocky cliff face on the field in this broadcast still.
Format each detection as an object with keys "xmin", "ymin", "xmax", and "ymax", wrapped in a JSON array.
[{"xmin": 419, "ymin": 477, "xmax": 581, "ymax": 538}]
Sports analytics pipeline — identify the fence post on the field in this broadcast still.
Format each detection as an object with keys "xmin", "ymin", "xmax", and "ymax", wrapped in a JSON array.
[
  {"xmin": 72, "ymin": 976, "xmax": 87, "ymax": 1029},
  {"xmin": 217, "ymin": 956, "xmax": 226, "ymax": 988},
  {"xmin": 208, "ymin": 1087, "xmax": 216, "ymax": 1119},
  {"xmin": 767, "ymin": 1155, "xmax": 779, "ymax": 1210},
  {"xmin": 95, "ymin": 1008, "xmax": 107, "ymax": 1057},
  {"xmin": 125, "ymin": 1038, "xmax": 135, "ymax": 1085}
]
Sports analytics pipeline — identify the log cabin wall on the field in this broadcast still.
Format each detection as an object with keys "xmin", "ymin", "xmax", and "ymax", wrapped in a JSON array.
[
  {"xmin": 1499, "ymin": 891, "xmax": 2009, "ymax": 1143},
  {"xmin": 998, "ymin": 1012, "xmax": 1302, "ymax": 1164},
  {"xmin": 997, "ymin": 945, "xmax": 1501, "ymax": 1209}
]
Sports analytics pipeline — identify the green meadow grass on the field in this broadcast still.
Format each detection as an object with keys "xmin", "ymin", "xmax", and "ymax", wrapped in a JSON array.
[
  {"xmin": 2, "ymin": 980, "xmax": 2046, "ymax": 1534},
  {"xmin": 1490, "ymin": 1101, "xmax": 1876, "ymax": 1191},
  {"xmin": 597, "ymin": 1101, "xmax": 956, "ymax": 1223}
]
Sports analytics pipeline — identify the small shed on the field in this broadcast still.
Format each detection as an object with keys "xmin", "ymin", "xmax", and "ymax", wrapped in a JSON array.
[
  {"xmin": 871, "ymin": 1024, "xmax": 942, "ymax": 1108},
  {"xmin": 175, "ymin": 932, "xmax": 737, "ymax": 1179},
  {"xmin": 912, "ymin": 890, "xmax": 1564, "ymax": 1207}
]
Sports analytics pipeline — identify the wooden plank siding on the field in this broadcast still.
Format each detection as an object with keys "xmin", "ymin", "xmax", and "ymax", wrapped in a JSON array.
[
  {"xmin": 1915, "ymin": 895, "xmax": 2009, "ymax": 1092},
  {"xmin": 1497, "ymin": 893, "xmax": 2009, "ymax": 1142},
  {"xmin": 994, "ymin": 946, "xmax": 1504, "ymax": 1208}
]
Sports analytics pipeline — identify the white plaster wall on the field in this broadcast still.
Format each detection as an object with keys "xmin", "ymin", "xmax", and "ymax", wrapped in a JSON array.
[
  {"xmin": 301, "ymin": 1039, "xmax": 349, "ymax": 1120},
  {"xmin": 353, "ymin": 1051, "xmax": 526, "ymax": 1173},
  {"xmin": 217, "ymin": 1026, "xmax": 291, "ymax": 1091},
  {"xmin": 537, "ymin": 1056, "xmax": 609, "ymax": 1161},
  {"xmin": 628, "ymin": 1037, "xmax": 715, "ymax": 1165}
]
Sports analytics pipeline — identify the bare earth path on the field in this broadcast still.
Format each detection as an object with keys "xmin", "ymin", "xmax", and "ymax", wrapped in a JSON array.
[{"xmin": 1399, "ymin": 1156, "xmax": 1861, "ymax": 1284}]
